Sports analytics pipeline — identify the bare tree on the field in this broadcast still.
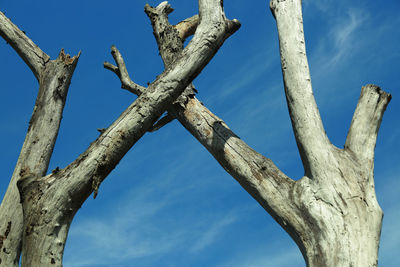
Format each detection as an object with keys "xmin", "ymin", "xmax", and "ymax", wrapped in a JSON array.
[
  {"xmin": 0, "ymin": 1, "xmax": 239, "ymax": 266},
  {"xmin": 0, "ymin": 0, "xmax": 391, "ymax": 267},
  {"xmin": 107, "ymin": 1, "xmax": 391, "ymax": 266}
]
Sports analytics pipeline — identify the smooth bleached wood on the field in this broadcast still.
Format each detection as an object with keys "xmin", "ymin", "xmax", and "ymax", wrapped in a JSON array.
[
  {"xmin": 270, "ymin": 1, "xmax": 389, "ymax": 266},
  {"xmin": 270, "ymin": 0, "xmax": 332, "ymax": 179},
  {"xmin": 345, "ymin": 84, "xmax": 391, "ymax": 168}
]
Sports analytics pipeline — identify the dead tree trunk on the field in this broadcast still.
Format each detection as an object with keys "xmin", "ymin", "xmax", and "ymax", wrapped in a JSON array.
[
  {"xmin": 0, "ymin": 11, "xmax": 80, "ymax": 266},
  {"xmin": 270, "ymin": 1, "xmax": 390, "ymax": 264},
  {"xmin": 0, "ymin": 1, "xmax": 239, "ymax": 266},
  {"xmin": 106, "ymin": 0, "xmax": 391, "ymax": 266}
]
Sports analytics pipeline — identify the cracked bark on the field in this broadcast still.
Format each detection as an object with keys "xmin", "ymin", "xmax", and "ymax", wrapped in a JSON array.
[
  {"xmin": 109, "ymin": 0, "xmax": 298, "ymax": 250},
  {"xmin": 270, "ymin": 1, "xmax": 390, "ymax": 264},
  {"xmin": 108, "ymin": 1, "xmax": 390, "ymax": 266},
  {"xmin": 1, "ymin": 1, "xmax": 391, "ymax": 266},
  {"xmin": 0, "ymin": 11, "xmax": 79, "ymax": 266},
  {"xmin": 0, "ymin": 1, "xmax": 239, "ymax": 266}
]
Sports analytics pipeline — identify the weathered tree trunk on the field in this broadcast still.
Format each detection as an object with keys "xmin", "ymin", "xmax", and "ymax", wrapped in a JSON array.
[
  {"xmin": 0, "ymin": 11, "xmax": 80, "ymax": 266},
  {"xmin": 107, "ymin": 1, "xmax": 391, "ymax": 266},
  {"xmin": 0, "ymin": 1, "xmax": 239, "ymax": 266},
  {"xmin": 1, "ymin": 0, "xmax": 391, "ymax": 266},
  {"xmin": 270, "ymin": 1, "xmax": 390, "ymax": 265}
]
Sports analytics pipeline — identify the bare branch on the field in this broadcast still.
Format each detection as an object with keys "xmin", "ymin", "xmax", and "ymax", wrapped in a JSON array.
[
  {"xmin": 345, "ymin": 84, "xmax": 391, "ymax": 166},
  {"xmin": 104, "ymin": 46, "xmax": 176, "ymax": 132},
  {"xmin": 0, "ymin": 47, "xmax": 80, "ymax": 266},
  {"xmin": 141, "ymin": 0, "xmax": 296, "ymax": 232},
  {"xmin": 18, "ymin": 1, "xmax": 240, "ymax": 264},
  {"xmin": 172, "ymin": 98, "xmax": 295, "ymax": 213},
  {"xmin": 174, "ymin": 15, "xmax": 199, "ymax": 40},
  {"xmin": 270, "ymin": 0, "xmax": 332, "ymax": 178},
  {"xmin": 103, "ymin": 61, "xmax": 119, "ymax": 75},
  {"xmin": 145, "ymin": 2, "xmax": 185, "ymax": 68},
  {"xmin": 144, "ymin": 4, "xmax": 200, "ymax": 105},
  {"xmin": 0, "ymin": 11, "xmax": 49, "ymax": 81},
  {"xmin": 103, "ymin": 45, "xmax": 146, "ymax": 95},
  {"xmin": 0, "ymin": 13, "xmax": 80, "ymax": 265}
]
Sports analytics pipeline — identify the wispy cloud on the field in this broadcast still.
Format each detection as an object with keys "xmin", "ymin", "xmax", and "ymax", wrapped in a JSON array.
[
  {"xmin": 64, "ymin": 188, "xmax": 186, "ymax": 266},
  {"xmin": 330, "ymin": 9, "xmax": 366, "ymax": 65},
  {"xmin": 303, "ymin": 0, "xmax": 333, "ymax": 13},
  {"xmin": 310, "ymin": 8, "xmax": 366, "ymax": 77},
  {"xmin": 203, "ymin": 47, "xmax": 275, "ymax": 105},
  {"xmin": 65, "ymin": 195, "xmax": 239, "ymax": 266},
  {"xmin": 190, "ymin": 213, "xmax": 237, "ymax": 253},
  {"xmin": 63, "ymin": 134, "xmax": 240, "ymax": 266},
  {"xmin": 217, "ymin": 244, "xmax": 303, "ymax": 267}
]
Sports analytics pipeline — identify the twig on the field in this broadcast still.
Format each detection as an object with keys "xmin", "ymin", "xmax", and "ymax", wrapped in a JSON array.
[{"xmin": 103, "ymin": 45, "xmax": 146, "ymax": 96}]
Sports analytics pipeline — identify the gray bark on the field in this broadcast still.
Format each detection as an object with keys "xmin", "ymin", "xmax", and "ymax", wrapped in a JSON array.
[
  {"xmin": 0, "ymin": 11, "xmax": 79, "ymax": 266},
  {"xmin": 107, "ymin": 1, "xmax": 391, "ymax": 266},
  {"xmin": 0, "ymin": 1, "xmax": 239, "ymax": 266},
  {"xmin": 270, "ymin": 1, "xmax": 390, "ymax": 264},
  {"xmin": 0, "ymin": 0, "xmax": 392, "ymax": 266}
]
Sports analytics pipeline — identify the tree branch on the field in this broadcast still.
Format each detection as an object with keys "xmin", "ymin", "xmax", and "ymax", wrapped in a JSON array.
[
  {"xmin": 103, "ymin": 45, "xmax": 146, "ymax": 95},
  {"xmin": 142, "ymin": 0, "xmax": 297, "ymax": 233},
  {"xmin": 145, "ymin": 2, "xmax": 185, "ymax": 68},
  {"xmin": 345, "ymin": 84, "xmax": 391, "ymax": 167},
  {"xmin": 17, "ymin": 1, "xmax": 240, "ymax": 265},
  {"xmin": 174, "ymin": 15, "xmax": 199, "ymax": 40},
  {"xmin": 0, "ymin": 11, "xmax": 49, "ymax": 81},
  {"xmin": 0, "ymin": 10, "xmax": 80, "ymax": 266},
  {"xmin": 270, "ymin": 0, "xmax": 332, "ymax": 178},
  {"xmin": 104, "ymin": 46, "xmax": 175, "ymax": 131},
  {"xmin": 107, "ymin": 43, "xmax": 298, "ymax": 239}
]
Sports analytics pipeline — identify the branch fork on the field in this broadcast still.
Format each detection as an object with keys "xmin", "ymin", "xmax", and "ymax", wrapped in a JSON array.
[
  {"xmin": 104, "ymin": 45, "xmax": 146, "ymax": 96},
  {"xmin": 4, "ymin": 1, "xmax": 240, "ymax": 264}
]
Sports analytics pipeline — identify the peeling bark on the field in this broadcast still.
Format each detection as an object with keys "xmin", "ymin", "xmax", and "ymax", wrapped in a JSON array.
[
  {"xmin": 1, "ymin": 1, "xmax": 239, "ymax": 266},
  {"xmin": 0, "ymin": 10, "xmax": 79, "ymax": 265},
  {"xmin": 270, "ymin": 1, "xmax": 390, "ymax": 265},
  {"xmin": 108, "ymin": 1, "xmax": 391, "ymax": 266},
  {"xmin": 0, "ymin": 1, "xmax": 391, "ymax": 266}
]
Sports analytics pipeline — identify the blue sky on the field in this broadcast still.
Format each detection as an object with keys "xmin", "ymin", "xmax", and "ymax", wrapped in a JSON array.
[{"xmin": 1, "ymin": 0, "xmax": 399, "ymax": 266}]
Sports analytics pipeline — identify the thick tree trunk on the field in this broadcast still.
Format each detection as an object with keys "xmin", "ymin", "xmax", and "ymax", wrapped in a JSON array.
[
  {"xmin": 270, "ymin": 0, "xmax": 390, "ymax": 264},
  {"xmin": 110, "ymin": 1, "xmax": 390, "ymax": 266},
  {"xmin": 287, "ymin": 140, "xmax": 384, "ymax": 266},
  {"xmin": 3, "ymin": 1, "xmax": 239, "ymax": 266},
  {"xmin": 1, "ymin": 1, "xmax": 391, "ymax": 266},
  {"xmin": 0, "ymin": 11, "xmax": 79, "ymax": 266}
]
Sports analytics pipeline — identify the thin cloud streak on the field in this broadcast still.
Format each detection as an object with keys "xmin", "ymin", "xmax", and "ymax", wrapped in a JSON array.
[
  {"xmin": 190, "ymin": 214, "xmax": 237, "ymax": 253},
  {"xmin": 217, "ymin": 246, "xmax": 302, "ymax": 267},
  {"xmin": 303, "ymin": 0, "xmax": 333, "ymax": 12},
  {"xmin": 330, "ymin": 9, "xmax": 366, "ymax": 65},
  {"xmin": 64, "ymin": 136, "xmax": 239, "ymax": 266},
  {"xmin": 310, "ymin": 8, "xmax": 366, "ymax": 78},
  {"xmin": 204, "ymin": 48, "xmax": 275, "ymax": 105}
]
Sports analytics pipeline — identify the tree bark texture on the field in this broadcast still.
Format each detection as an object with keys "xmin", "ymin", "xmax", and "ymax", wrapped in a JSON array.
[
  {"xmin": 0, "ymin": 1, "xmax": 392, "ymax": 266},
  {"xmin": 108, "ymin": 2, "xmax": 296, "ymax": 244},
  {"xmin": 270, "ymin": 1, "xmax": 391, "ymax": 265},
  {"xmin": 0, "ymin": 11, "xmax": 80, "ymax": 266},
  {"xmin": 0, "ymin": 1, "xmax": 240, "ymax": 266},
  {"xmin": 110, "ymin": 1, "xmax": 391, "ymax": 266}
]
